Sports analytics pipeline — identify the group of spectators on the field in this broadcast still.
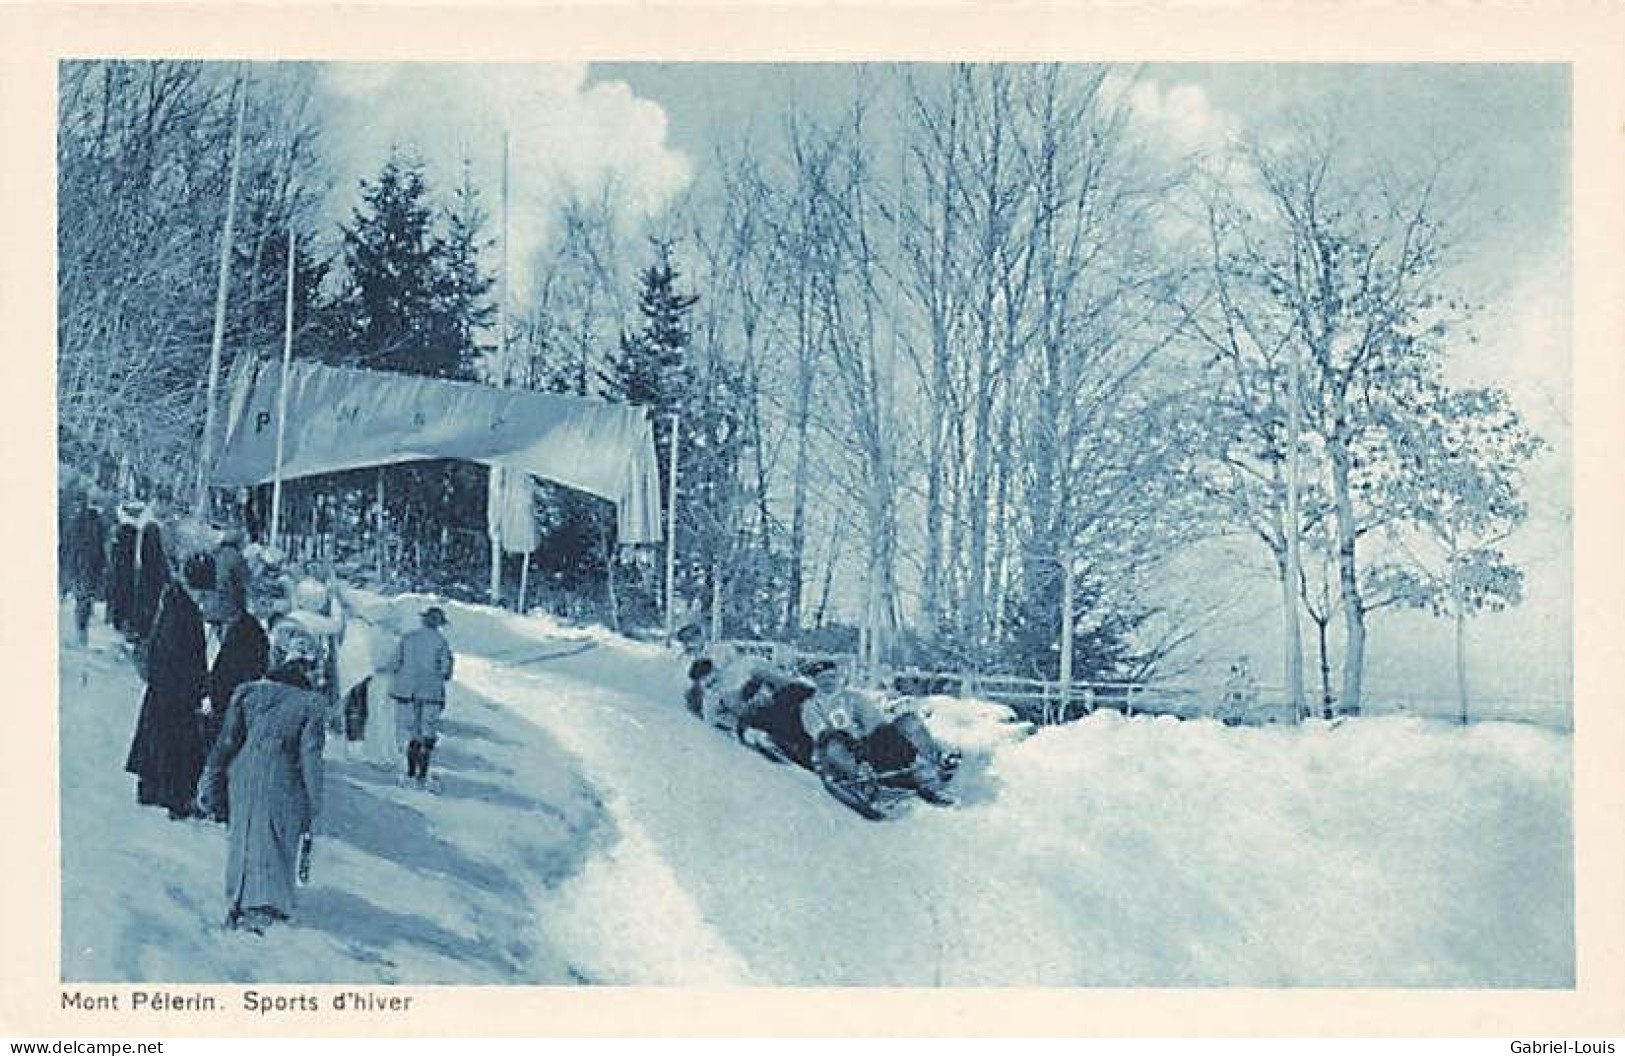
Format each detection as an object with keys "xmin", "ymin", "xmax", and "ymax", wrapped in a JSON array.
[{"xmin": 60, "ymin": 482, "xmax": 456, "ymax": 935}]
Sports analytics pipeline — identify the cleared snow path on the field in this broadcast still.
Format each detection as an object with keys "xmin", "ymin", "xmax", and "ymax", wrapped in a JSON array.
[{"xmin": 61, "ymin": 604, "xmax": 608, "ymax": 984}]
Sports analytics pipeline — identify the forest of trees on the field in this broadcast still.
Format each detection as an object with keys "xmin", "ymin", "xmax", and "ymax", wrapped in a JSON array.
[{"xmin": 56, "ymin": 61, "xmax": 1545, "ymax": 715}]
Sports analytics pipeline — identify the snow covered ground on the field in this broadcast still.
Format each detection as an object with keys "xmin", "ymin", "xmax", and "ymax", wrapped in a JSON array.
[{"xmin": 61, "ymin": 592, "xmax": 1574, "ymax": 987}]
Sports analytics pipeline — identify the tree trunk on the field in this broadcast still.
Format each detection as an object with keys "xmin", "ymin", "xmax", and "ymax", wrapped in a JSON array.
[
  {"xmin": 1058, "ymin": 553, "xmax": 1075, "ymax": 726},
  {"xmin": 1316, "ymin": 617, "xmax": 1333, "ymax": 718},
  {"xmin": 1283, "ymin": 341, "xmax": 1307, "ymax": 720},
  {"xmin": 922, "ymin": 412, "xmax": 945, "ymax": 638},
  {"xmin": 814, "ymin": 515, "xmax": 842, "ymax": 632},
  {"xmin": 1328, "ymin": 425, "xmax": 1367, "ymax": 712},
  {"xmin": 965, "ymin": 381, "xmax": 994, "ymax": 659},
  {"xmin": 1455, "ymin": 605, "xmax": 1469, "ymax": 725},
  {"xmin": 1453, "ymin": 550, "xmax": 1470, "ymax": 725},
  {"xmin": 1276, "ymin": 548, "xmax": 1305, "ymax": 717},
  {"xmin": 783, "ymin": 287, "xmax": 814, "ymax": 636},
  {"xmin": 1270, "ymin": 459, "xmax": 1307, "ymax": 719},
  {"xmin": 710, "ymin": 555, "xmax": 723, "ymax": 644}
]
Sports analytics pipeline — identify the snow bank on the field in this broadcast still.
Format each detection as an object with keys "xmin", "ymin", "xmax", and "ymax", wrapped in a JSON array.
[
  {"xmin": 908, "ymin": 695, "xmax": 1034, "ymax": 756},
  {"xmin": 974, "ymin": 711, "xmax": 1573, "ymax": 986}
]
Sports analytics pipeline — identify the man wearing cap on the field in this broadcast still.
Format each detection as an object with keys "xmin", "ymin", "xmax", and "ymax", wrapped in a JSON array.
[
  {"xmin": 800, "ymin": 661, "xmax": 957, "ymax": 805},
  {"xmin": 388, "ymin": 606, "xmax": 455, "ymax": 789}
]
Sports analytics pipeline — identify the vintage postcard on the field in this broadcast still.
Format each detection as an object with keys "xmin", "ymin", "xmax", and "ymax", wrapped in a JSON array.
[{"xmin": 1, "ymin": 1, "xmax": 1622, "ymax": 1040}]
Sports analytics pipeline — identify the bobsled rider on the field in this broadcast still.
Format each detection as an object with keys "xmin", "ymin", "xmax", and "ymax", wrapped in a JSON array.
[
  {"xmin": 799, "ymin": 661, "xmax": 956, "ymax": 803},
  {"xmin": 685, "ymin": 643, "xmax": 781, "ymax": 733}
]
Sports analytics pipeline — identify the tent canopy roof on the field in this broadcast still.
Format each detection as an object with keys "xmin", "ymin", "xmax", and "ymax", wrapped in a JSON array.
[{"xmin": 211, "ymin": 358, "xmax": 662, "ymax": 544}]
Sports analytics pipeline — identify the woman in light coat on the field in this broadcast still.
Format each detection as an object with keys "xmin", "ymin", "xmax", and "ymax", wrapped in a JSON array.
[{"xmin": 197, "ymin": 622, "xmax": 326, "ymax": 934}]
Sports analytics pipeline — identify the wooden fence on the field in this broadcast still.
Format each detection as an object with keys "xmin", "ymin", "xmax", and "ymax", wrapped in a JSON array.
[{"xmin": 718, "ymin": 639, "xmax": 1574, "ymax": 731}]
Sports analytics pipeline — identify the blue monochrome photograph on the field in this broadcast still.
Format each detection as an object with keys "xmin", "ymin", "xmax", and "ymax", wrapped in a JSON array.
[{"xmin": 55, "ymin": 61, "xmax": 1572, "ymax": 987}]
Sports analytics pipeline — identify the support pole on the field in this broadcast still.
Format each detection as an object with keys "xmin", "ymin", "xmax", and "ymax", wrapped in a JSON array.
[
  {"xmin": 374, "ymin": 468, "xmax": 385, "ymax": 585},
  {"xmin": 197, "ymin": 71, "xmax": 248, "ymax": 517},
  {"xmin": 1059, "ymin": 550, "xmax": 1075, "ymax": 725},
  {"xmin": 663, "ymin": 412, "xmax": 680, "ymax": 647},
  {"xmin": 518, "ymin": 551, "xmax": 531, "ymax": 615},
  {"xmin": 489, "ymin": 466, "xmax": 503, "ymax": 606},
  {"xmin": 489, "ymin": 131, "xmax": 513, "ymax": 609},
  {"xmin": 269, "ymin": 223, "xmax": 296, "ymax": 550}
]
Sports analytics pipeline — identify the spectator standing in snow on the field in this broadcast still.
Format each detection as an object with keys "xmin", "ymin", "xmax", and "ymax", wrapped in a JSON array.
[
  {"xmin": 57, "ymin": 473, "xmax": 81, "ymax": 598},
  {"xmin": 124, "ymin": 552, "xmax": 213, "ymax": 819},
  {"xmin": 203, "ymin": 528, "xmax": 250, "ymax": 629},
  {"xmin": 105, "ymin": 502, "xmax": 141, "ymax": 637},
  {"xmin": 242, "ymin": 544, "xmax": 294, "ymax": 623},
  {"xmin": 197, "ymin": 621, "xmax": 327, "ymax": 935},
  {"xmin": 64, "ymin": 489, "xmax": 107, "ymax": 647},
  {"xmin": 390, "ymin": 606, "xmax": 454, "ymax": 788},
  {"xmin": 199, "ymin": 606, "xmax": 269, "ymax": 822},
  {"xmin": 342, "ymin": 620, "xmax": 402, "ymax": 769},
  {"xmin": 284, "ymin": 576, "xmax": 346, "ymax": 728},
  {"xmin": 131, "ymin": 501, "xmax": 170, "ymax": 645}
]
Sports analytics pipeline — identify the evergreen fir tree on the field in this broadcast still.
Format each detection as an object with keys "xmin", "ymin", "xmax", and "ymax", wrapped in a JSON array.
[
  {"xmin": 601, "ymin": 239, "xmax": 699, "ymax": 412},
  {"xmin": 325, "ymin": 152, "xmax": 501, "ymax": 594},
  {"xmin": 336, "ymin": 152, "xmax": 456, "ymax": 378},
  {"xmin": 433, "ymin": 167, "xmax": 497, "ymax": 382}
]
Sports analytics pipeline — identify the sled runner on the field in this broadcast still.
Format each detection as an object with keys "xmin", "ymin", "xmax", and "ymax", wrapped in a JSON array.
[{"xmin": 813, "ymin": 730, "xmax": 962, "ymax": 821}]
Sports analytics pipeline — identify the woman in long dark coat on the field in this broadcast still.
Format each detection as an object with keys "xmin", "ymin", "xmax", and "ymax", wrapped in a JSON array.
[
  {"xmin": 132, "ymin": 510, "xmax": 169, "ymax": 642},
  {"xmin": 124, "ymin": 552, "xmax": 212, "ymax": 818},
  {"xmin": 198, "ymin": 622, "xmax": 326, "ymax": 934},
  {"xmin": 105, "ymin": 506, "xmax": 139, "ymax": 636},
  {"xmin": 198, "ymin": 609, "xmax": 270, "ymax": 822}
]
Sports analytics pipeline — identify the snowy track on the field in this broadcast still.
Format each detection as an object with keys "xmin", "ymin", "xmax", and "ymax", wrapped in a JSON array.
[
  {"xmin": 448, "ymin": 606, "xmax": 1574, "ymax": 987},
  {"xmin": 63, "ymin": 595, "xmax": 1576, "ymax": 987}
]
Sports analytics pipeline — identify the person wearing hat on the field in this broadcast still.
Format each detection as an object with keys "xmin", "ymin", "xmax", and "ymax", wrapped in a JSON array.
[
  {"xmin": 105, "ymin": 501, "xmax": 142, "ymax": 638},
  {"xmin": 799, "ymin": 661, "xmax": 957, "ymax": 805},
  {"xmin": 388, "ymin": 606, "xmax": 455, "ymax": 789},
  {"xmin": 285, "ymin": 575, "xmax": 347, "ymax": 731},
  {"xmin": 124, "ymin": 551, "xmax": 214, "ymax": 818},
  {"xmin": 197, "ymin": 621, "xmax": 327, "ymax": 934},
  {"xmin": 130, "ymin": 500, "xmax": 169, "ymax": 644},
  {"xmin": 64, "ymin": 487, "xmax": 108, "ymax": 648},
  {"xmin": 203, "ymin": 527, "xmax": 250, "ymax": 630},
  {"xmin": 199, "ymin": 600, "xmax": 269, "ymax": 821}
]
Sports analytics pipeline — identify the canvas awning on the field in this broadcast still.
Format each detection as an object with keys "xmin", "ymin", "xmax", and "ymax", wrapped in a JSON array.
[{"xmin": 211, "ymin": 358, "xmax": 662, "ymax": 544}]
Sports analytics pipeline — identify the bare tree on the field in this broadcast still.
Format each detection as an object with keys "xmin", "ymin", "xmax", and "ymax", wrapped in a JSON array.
[
  {"xmin": 1192, "ymin": 119, "xmax": 1480, "ymax": 713},
  {"xmin": 58, "ymin": 61, "xmax": 327, "ymax": 497}
]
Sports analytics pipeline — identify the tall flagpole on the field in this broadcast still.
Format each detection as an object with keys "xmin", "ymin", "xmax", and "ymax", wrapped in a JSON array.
[
  {"xmin": 197, "ymin": 69, "xmax": 248, "ymax": 517},
  {"xmin": 663, "ymin": 412, "xmax": 680, "ymax": 647},
  {"xmin": 489, "ymin": 132, "xmax": 511, "ymax": 607},
  {"xmin": 269, "ymin": 223, "xmax": 296, "ymax": 549}
]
